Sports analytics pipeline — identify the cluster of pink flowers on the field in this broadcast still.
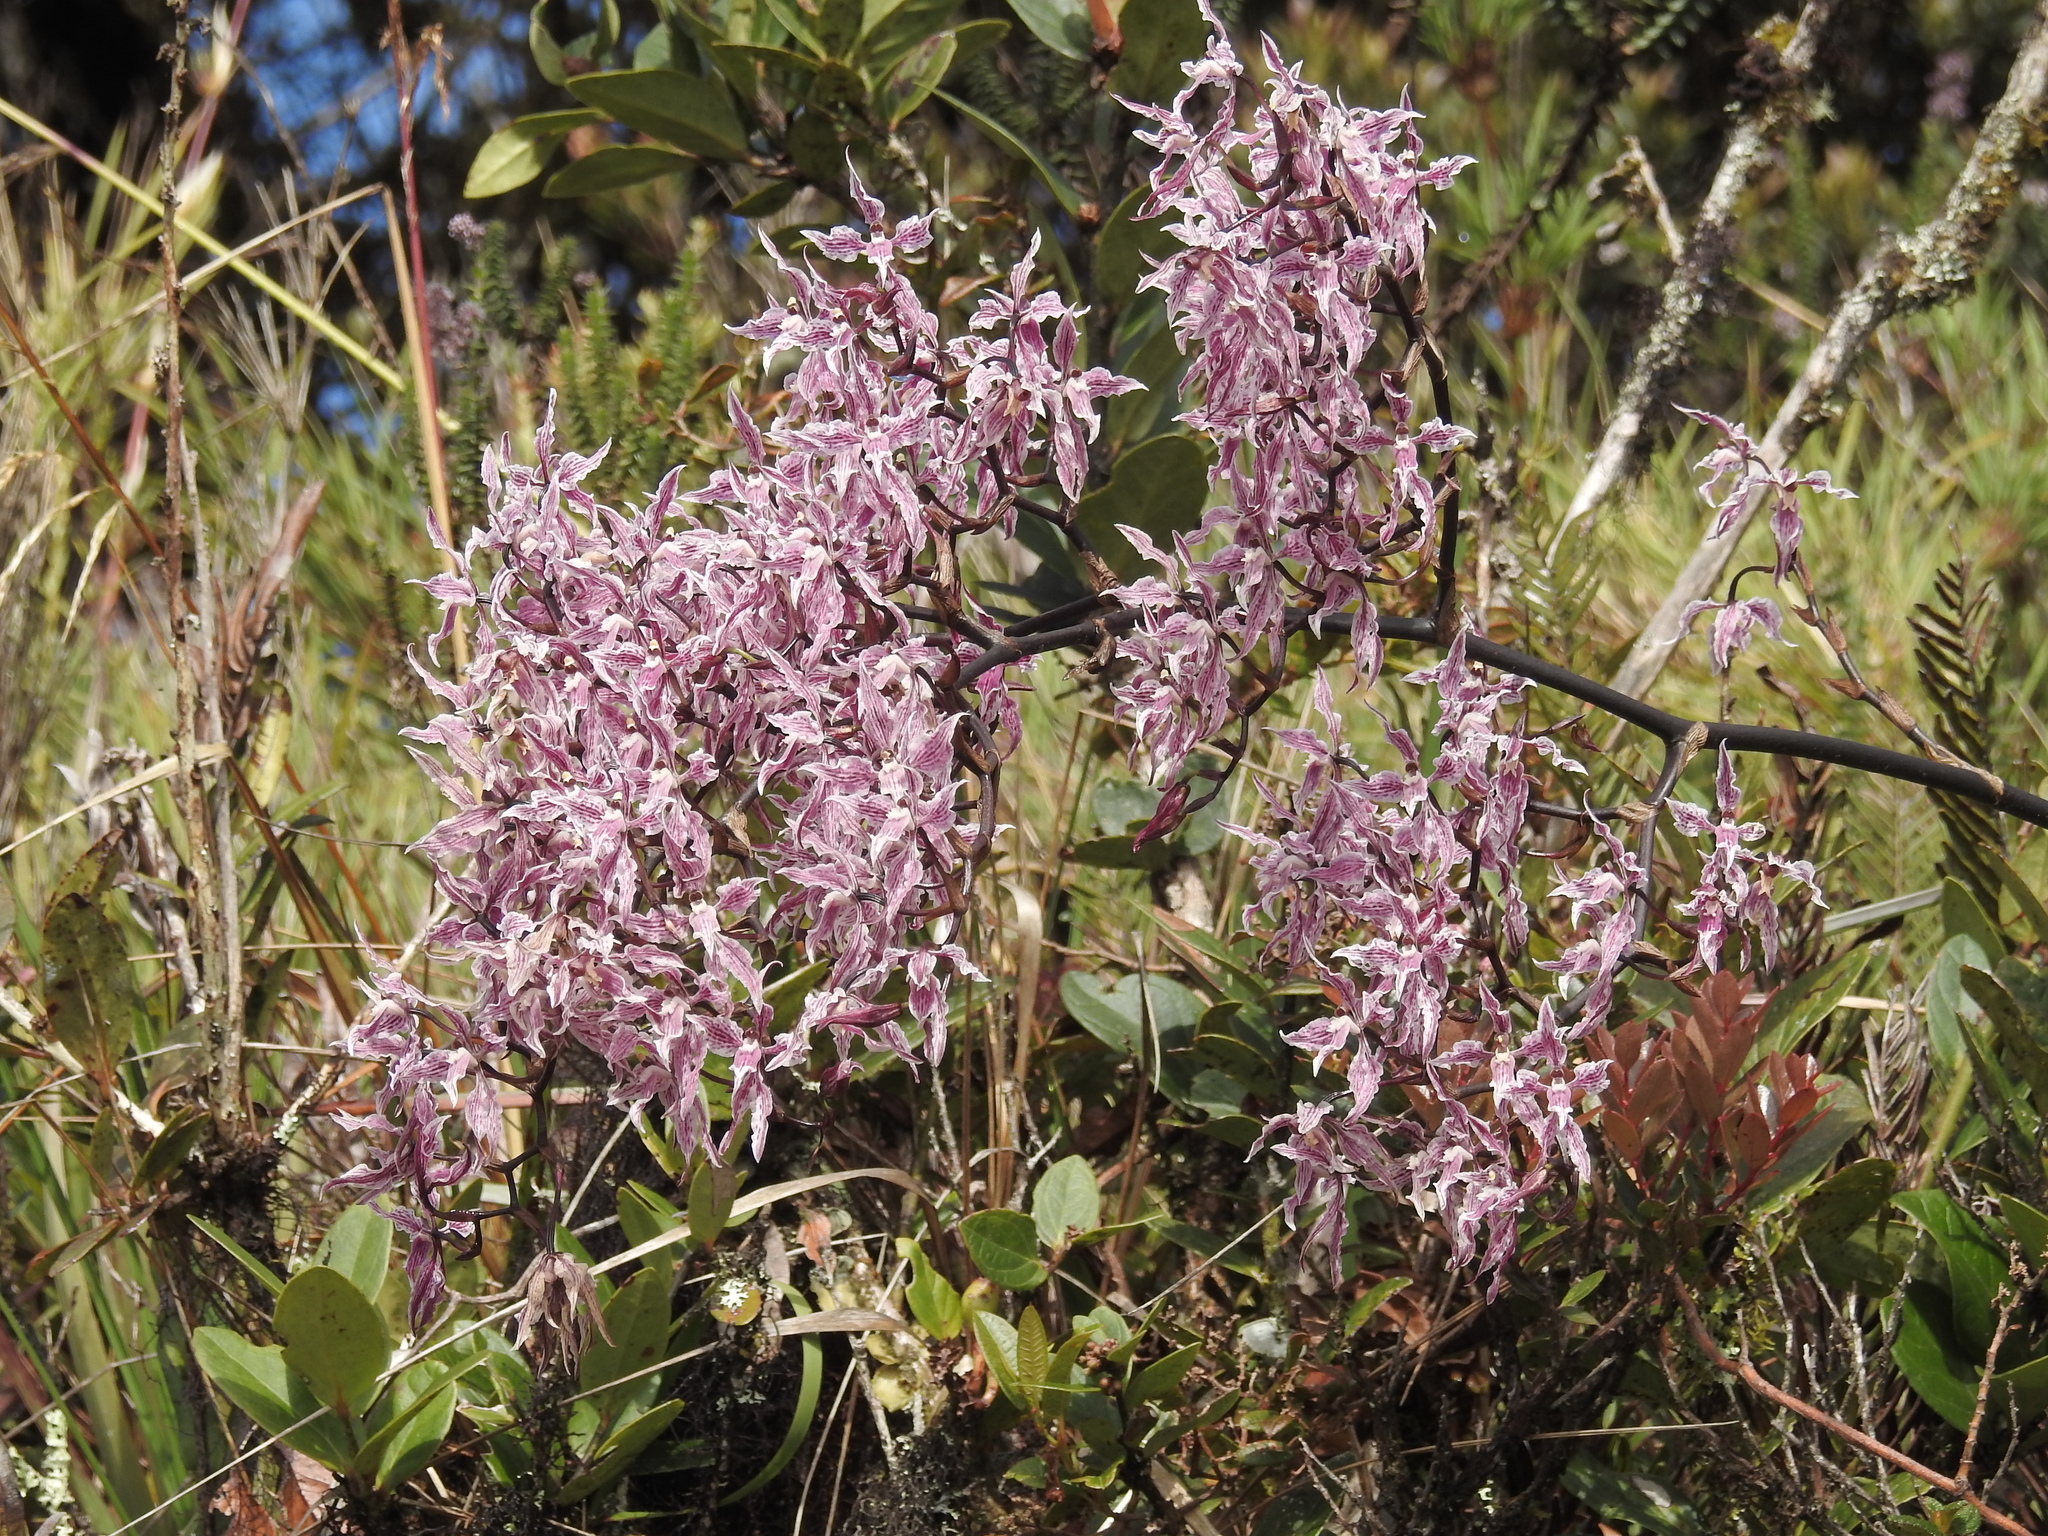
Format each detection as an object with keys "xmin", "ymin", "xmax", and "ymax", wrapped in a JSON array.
[
  {"xmin": 1235, "ymin": 656, "xmax": 1625, "ymax": 1279},
  {"xmin": 1674, "ymin": 406, "xmax": 1854, "ymax": 674},
  {"xmin": 1110, "ymin": 12, "xmax": 1473, "ymax": 781},
  {"xmin": 1668, "ymin": 748, "xmax": 1824, "ymax": 974},
  {"xmin": 335, "ymin": 176, "xmax": 1132, "ymax": 1324},
  {"xmin": 1111, "ymin": 18, "xmax": 1628, "ymax": 1277}
]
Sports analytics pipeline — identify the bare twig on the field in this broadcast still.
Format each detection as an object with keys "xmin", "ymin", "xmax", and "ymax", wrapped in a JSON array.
[
  {"xmin": 1672, "ymin": 1272, "xmax": 2032, "ymax": 1536},
  {"xmin": 1959, "ymin": 1254, "xmax": 2033, "ymax": 1491},
  {"xmin": 1612, "ymin": 0, "xmax": 2048, "ymax": 699},
  {"xmin": 154, "ymin": 0, "xmax": 247, "ymax": 1136}
]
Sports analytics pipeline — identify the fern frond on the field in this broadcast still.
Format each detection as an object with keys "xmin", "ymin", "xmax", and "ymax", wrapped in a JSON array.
[{"xmin": 1910, "ymin": 560, "xmax": 2008, "ymax": 917}]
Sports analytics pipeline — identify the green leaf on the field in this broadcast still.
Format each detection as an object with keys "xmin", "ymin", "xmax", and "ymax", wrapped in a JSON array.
[
  {"xmin": 1895, "ymin": 1189, "xmax": 2008, "ymax": 1357},
  {"xmin": 687, "ymin": 1159, "xmax": 741, "ymax": 1248},
  {"xmin": 373, "ymin": 1380, "xmax": 455, "ymax": 1490},
  {"xmin": 617, "ymin": 1181, "xmax": 682, "ymax": 1287},
  {"xmin": 544, "ymin": 144, "xmax": 696, "ymax": 197},
  {"xmin": 578, "ymin": 1271, "xmax": 672, "ymax": 1426},
  {"xmin": 1157, "ymin": 1220, "xmax": 1262, "ymax": 1276},
  {"xmin": 1083, "ymin": 1304, "xmax": 1131, "ymax": 1344},
  {"xmin": 1095, "ymin": 186, "xmax": 1178, "ymax": 306},
  {"xmin": 192, "ymin": 1327, "xmax": 296, "ymax": 1431},
  {"xmin": 1004, "ymin": 0, "xmax": 1089, "ymax": 58},
  {"xmin": 1560, "ymin": 1452, "xmax": 1703, "ymax": 1536},
  {"xmin": 354, "ymin": 1355, "xmax": 473, "ymax": 1490},
  {"xmin": 1015, "ymin": 1305, "xmax": 1050, "ymax": 1406},
  {"xmin": 274, "ymin": 1264, "xmax": 392, "ymax": 1417},
  {"xmin": 1927, "ymin": 935, "xmax": 1990, "ymax": 1071},
  {"xmin": 2001, "ymin": 1195, "xmax": 2048, "ymax": 1268},
  {"xmin": 1991, "ymin": 1351, "xmax": 2048, "ymax": 1425},
  {"xmin": 316, "ymin": 1205, "xmax": 393, "ymax": 1306},
  {"xmin": 971, "ymin": 1310, "xmax": 1026, "ymax": 1405},
  {"xmin": 1962, "ymin": 966, "xmax": 2048, "ymax": 1115},
  {"xmin": 1107, "ymin": 0, "xmax": 1210, "ymax": 104},
  {"xmin": 1125, "ymin": 1342, "xmax": 1199, "ymax": 1407},
  {"xmin": 1798, "ymin": 1158, "xmax": 1898, "ymax": 1243},
  {"xmin": 192, "ymin": 1327, "xmax": 352, "ymax": 1467},
  {"xmin": 709, "ymin": 41, "xmax": 821, "ymax": 77},
  {"xmin": 934, "ymin": 89, "xmax": 1083, "ymax": 217},
  {"xmin": 1341, "ymin": 1276, "xmax": 1410, "ymax": 1338},
  {"xmin": 42, "ymin": 885, "xmax": 139, "ymax": 1084},
  {"xmin": 717, "ymin": 1284, "xmax": 824, "ymax": 1504},
  {"xmin": 900, "ymin": 1240, "xmax": 963, "ymax": 1339},
  {"xmin": 1031, "ymin": 1155, "xmax": 1101, "ymax": 1251},
  {"xmin": 1190, "ymin": 1031, "xmax": 1277, "ymax": 1097},
  {"xmin": 1062, "ymin": 970, "xmax": 1143, "ymax": 1055},
  {"xmin": 1892, "ymin": 1279, "xmax": 1983, "ymax": 1431},
  {"xmin": 565, "ymin": 69, "xmax": 749, "ymax": 159},
  {"xmin": 1749, "ymin": 951, "xmax": 1863, "ymax": 1067},
  {"xmin": 786, "ymin": 108, "xmax": 848, "ymax": 184},
  {"xmin": 863, "ymin": 0, "xmax": 912, "ymax": 35},
  {"xmin": 1805, "ymin": 1226, "xmax": 1910, "ymax": 1294},
  {"xmin": 947, "ymin": 17, "xmax": 1011, "ymax": 63},
  {"xmin": 463, "ymin": 110, "xmax": 605, "ymax": 197},
  {"xmin": 1987, "ymin": 848, "xmax": 2048, "ymax": 947},
  {"xmin": 190, "ymin": 1216, "xmax": 286, "ymax": 1297},
  {"xmin": 877, "ymin": 33, "xmax": 954, "ymax": 126},
  {"xmin": 730, "ymin": 181, "xmax": 801, "ymax": 217},
  {"xmin": 1070, "ymin": 834, "xmax": 1171, "ymax": 872},
  {"xmin": 1746, "ymin": 1074, "xmax": 1870, "ymax": 1209},
  {"xmin": 529, "ymin": 0, "xmax": 619, "ymax": 85},
  {"xmin": 131, "ymin": 1106, "xmax": 208, "ymax": 1188},
  {"xmin": 961, "ymin": 1208, "xmax": 1048, "ymax": 1291},
  {"xmin": 761, "ymin": 0, "xmax": 828, "ymax": 55},
  {"xmin": 813, "ymin": 0, "xmax": 865, "ymax": 52},
  {"xmin": 556, "ymin": 1399, "xmax": 687, "ymax": 1504},
  {"xmin": 1060, "ymin": 968, "xmax": 1203, "ymax": 1065},
  {"xmin": 633, "ymin": 17, "xmax": 690, "ymax": 67},
  {"xmin": 1095, "ymin": 777, "xmax": 1161, "ymax": 837},
  {"xmin": 1559, "ymin": 1270, "xmax": 1606, "ymax": 1309},
  {"xmin": 1073, "ymin": 434, "xmax": 1212, "ymax": 580},
  {"xmin": 862, "ymin": 0, "xmax": 963, "ymax": 71},
  {"xmin": 1942, "ymin": 877, "xmax": 2007, "ymax": 959}
]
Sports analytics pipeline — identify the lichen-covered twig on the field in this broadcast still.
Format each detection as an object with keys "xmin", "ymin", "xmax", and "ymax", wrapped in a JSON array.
[
  {"xmin": 1612, "ymin": 0, "xmax": 2048, "ymax": 700},
  {"xmin": 1553, "ymin": 0, "xmax": 1841, "ymax": 543}
]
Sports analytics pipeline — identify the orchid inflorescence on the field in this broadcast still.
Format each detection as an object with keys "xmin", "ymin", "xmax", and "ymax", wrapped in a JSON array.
[{"xmin": 338, "ymin": 12, "xmax": 1826, "ymax": 1324}]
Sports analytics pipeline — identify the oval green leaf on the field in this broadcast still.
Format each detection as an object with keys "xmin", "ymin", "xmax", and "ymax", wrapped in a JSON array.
[
  {"xmin": 1073, "ymin": 433, "xmax": 1211, "ymax": 580},
  {"xmin": 961, "ymin": 1208, "xmax": 1048, "ymax": 1291},
  {"xmin": 274, "ymin": 1264, "xmax": 392, "ymax": 1417},
  {"xmin": 464, "ymin": 109, "xmax": 605, "ymax": 198},
  {"xmin": 1107, "ymin": 0, "xmax": 1210, "ymax": 105},
  {"xmin": 315, "ymin": 1204, "xmax": 393, "ymax": 1306},
  {"xmin": 1031, "ymin": 1155, "xmax": 1101, "ymax": 1251},
  {"xmin": 1005, "ymin": 0, "xmax": 1089, "ymax": 59},
  {"xmin": 566, "ymin": 69, "xmax": 749, "ymax": 160},
  {"xmin": 545, "ymin": 144, "xmax": 696, "ymax": 198}
]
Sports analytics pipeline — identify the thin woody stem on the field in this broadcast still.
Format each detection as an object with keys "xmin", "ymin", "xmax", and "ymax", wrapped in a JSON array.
[
  {"xmin": 1671, "ymin": 1272, "xmax": 2031, "ymax": 1536},
  {"xmin": 1959, "ymin": 1262, "xmax": 2029, "ymax": 1491}
]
